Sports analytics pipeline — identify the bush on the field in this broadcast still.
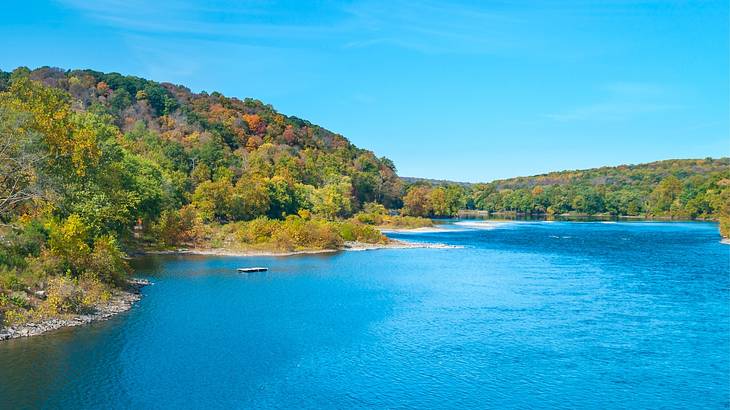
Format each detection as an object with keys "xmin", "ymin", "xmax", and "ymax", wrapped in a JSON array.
[
  {"xmin": 352, "ymin": 212, "xmax": 432, "ymax": 229},
  {"xmin": 46, "ymin": 214, "xmax": 91, "ymax": 276},
  {"xmin": 337, "ymin": 221, "xmax": 386, "ymax": 243},
  {"xmin": 384, "ymin": 215, "xmax": 433, "ymax": 229},
  {"xmin": 151, "ymin": 208, "xmax": 196, "ymax": 246},
  {"xmin": 235, "ymin": 216, "xmax": 346, "ymax": 251},
  {"xmin": 79, "ymin": 275, "xmax": 112, "ymax": 306},
  {"xmin": 2, "ymin": 308, "xmax": 29, "ymax": 326},
  {"xmin": 40, "ymin": 276, "xmax": 85, "ymax": 315},
  {"xmin": 236, "ymin": 217, "xmax": 278, "ymax": 244},
  {"xmin": 0, "ymin": 268, "xmax": 26, "ymax": 292},
  {"xmin": 86, "ymin": 235, "xmax": 130, "ymax": 287},
  {"xmin": 9, "ymin": 292, "xmax": 29, "ymax": 309},
  {"xmin": 354, "ymin": 211, "xmax": 384, "ymax": 225}
]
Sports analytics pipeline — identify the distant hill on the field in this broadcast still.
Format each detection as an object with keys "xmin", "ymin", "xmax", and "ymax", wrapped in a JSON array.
[
  {"xmin": 400, "ymin": 176, "xmax": 473, "ymax": 187},
  {"xmin": 398, "ymin": 159, "xmax": 729, "ymax": 235},
  {"xmin": 488, "ymin": 158, "xmax": 729, "ymax": 190}
]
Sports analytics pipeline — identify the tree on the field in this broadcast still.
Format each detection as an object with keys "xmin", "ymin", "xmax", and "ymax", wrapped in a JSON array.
[
  {"xmin": 0, "ymin": 106, "xmax": 48, "ymax": 218},
  {"xmin": 311, "ymin": 177, "xmax": 353, "ymax": 220},
  {"xmin": 1, "ymin": 76, "xmax": 101, "ymax": 176},
  {"xmin": 230, "ymin": 176, "xmax": 270, "ymax": 220},
  {"xmin": 649, "ymin": 176, "xmax": 683, "ymax": 214},
  {"xmin": 402, "ymin": 186, "xmax": 432, "ymax": 217},
  {"xmin": 429, "ymin": 187, "xmax": 449, "ymax": 216},
  {"xmin": 191, "ymin": 179, "xmax": 234, "ymax": 222}
]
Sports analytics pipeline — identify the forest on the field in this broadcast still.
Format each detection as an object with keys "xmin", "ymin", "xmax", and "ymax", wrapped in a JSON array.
[
  {"xmin": 400, "ymin": 159, "xmax": 730, "ymax": 235},
  {"xmin": 0, "ymin": 66, "xmax": 406, "ymax": 325},
  {"xmin": 0, "ymin": 66, "xmax": 727, "ymax": 327}
]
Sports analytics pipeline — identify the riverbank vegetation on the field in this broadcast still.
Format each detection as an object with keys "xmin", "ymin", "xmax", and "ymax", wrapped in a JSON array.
[{"xmin": 353, "ymin": 203, "xmax": 433, "ymax": 229}]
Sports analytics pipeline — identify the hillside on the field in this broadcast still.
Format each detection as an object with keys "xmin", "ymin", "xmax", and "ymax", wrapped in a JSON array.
[
  {"xmin": 400, "ymin": 159, "xmax": 730, "ymax": 234},
  {"xmin": 0, "ymin": 66, "xmax": 403, "ymax": 326},
  {"xmin": 0, "ymin": 66, "xmax": 402, "ymax": 214},
  {"xmin": 489, "ymin": 159, "xmax": 729, "ymax": 191}
]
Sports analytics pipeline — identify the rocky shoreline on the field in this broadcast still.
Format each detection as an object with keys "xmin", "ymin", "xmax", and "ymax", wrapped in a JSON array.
[{"xmin": 0, "ymin": 278, "xmax": 151, "ymax": 341}]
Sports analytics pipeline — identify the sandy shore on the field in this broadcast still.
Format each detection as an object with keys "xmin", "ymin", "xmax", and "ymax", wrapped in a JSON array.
[
  {"xmin": 147, "ymin": 239, "xmax": 460, "ymax": 258},
  {"xmin": 149, "ymin": 248, "xmax": 339, "ymax": 257},
  {"xmin": 0, "ymin": 278, "xmax": 151, "ymax": 341},
  {"xmin": 378, "ymin": 226, "xmax": 451, "ymax": 234},
  {"xmin": 343, "ymin": 239, "xmax": 461, "ymax": 251},
  {"xmin": 721, "ymin": 238, "xmax": 730, "ymax": 245}
]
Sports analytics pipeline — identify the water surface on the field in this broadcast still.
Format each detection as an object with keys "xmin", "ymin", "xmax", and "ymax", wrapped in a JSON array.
[{"xmin": 1, "ymin": 221, "xmax": 728, "ymax": 408}]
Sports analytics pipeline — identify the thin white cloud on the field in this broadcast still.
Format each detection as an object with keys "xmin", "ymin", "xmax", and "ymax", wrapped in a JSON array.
[
  {"xmin": 53, "ymin": 0, "xmax": 526, "ymax": 54},
  {"xmin": 544, "ymin": 82, "xmax": 682, "ymax": 122}
]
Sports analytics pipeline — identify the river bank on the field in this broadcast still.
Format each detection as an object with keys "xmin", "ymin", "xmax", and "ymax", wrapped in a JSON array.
[
  {"xmin": 1, "ymin": 238, "xmax": 460, "ymax": 341},
  {"xmin": 0, "ymin": 278, "xmax": 150, "ymax": 341},
  {"xmin": 378, "ymin": 226, "xmax": 451, "ymax": 234},
  {"xmin": 145, "ymin": 239, "xmax": 460, "ymax": 258}
]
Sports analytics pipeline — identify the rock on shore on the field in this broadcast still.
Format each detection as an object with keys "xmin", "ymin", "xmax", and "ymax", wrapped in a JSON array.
[{"xmin": 0, "ymin": 278, "xmax": 151, "ymax": 341}]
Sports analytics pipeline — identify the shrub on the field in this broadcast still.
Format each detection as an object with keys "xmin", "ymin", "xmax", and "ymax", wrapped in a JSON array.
[
  {"xmin": 2, "ymin": 308, "xmax": 29, "ymax": 326},
  {"xmin": 86, "ymin": 235, "xmax": 130, "ymax": 287},
  {"xmin": 9, "ymin": 292, "xmax": 29, "ymax": 309},
  {"xmin": 236, "ymin": 217, "xmax": 278, "ymax": 244},
  {"xmin": 40, "ymin": 276, "xmax": 85, "ymax": 315},
  {"xmin": 720, "ymin": 216, "xmax": 729, "ymax": 238},
  {"xmin": 79, "ymin": 275, "xmax": 112, "ymax": 306},
  {"xmin": 151, "ymin": 208, "xmax": 196, "ymax": 246},
  {"xmin": 235, "ymin": 216, "xmax": 345, "ymax": 250},
  {"xmin": 354, "ymin": 211, "xmax": 383, "ymax": 225},
  {"xmin": 337, "ymin": 222, "xmax": 386, "ymax": 244},
  {"xmin": 46, "ymin": 214, "xmax": 91, "ymax": 276},
  {"xmin": 0, "ymin": 268, "xmax": 26, "ymax": 292}
]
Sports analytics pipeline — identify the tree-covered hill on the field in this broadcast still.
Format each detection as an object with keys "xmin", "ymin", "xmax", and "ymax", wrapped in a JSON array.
[
  {"xmin": 400, "ymin": 159, "xmax": 730, "ymax": 236},
  {"xmin": 0, "ymin": 66, "xmax": 402, "ymax": 325},
  {"xmin": 0, "ymin": 66, "xmax": 402, "ymax": 216}
]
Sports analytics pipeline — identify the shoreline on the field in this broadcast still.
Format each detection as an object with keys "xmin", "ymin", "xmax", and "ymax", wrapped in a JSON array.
[
  {"xmin": 378, "ymin": 226, "xmax": 450, "ymax": 234},
  {"xmin": 144, "ymin": 239, "xmax": 461, "ymax": 258},
  {"xmin": 455, "ymin": 210, "xmax": 720, "ymax": 223},
  {"xmin": 1, "ymin": 240, "xmax": 459, "ymax": 341},
  {"xmin": 0, "ymin": 278, "xmax": 151, "ymax": 341}
]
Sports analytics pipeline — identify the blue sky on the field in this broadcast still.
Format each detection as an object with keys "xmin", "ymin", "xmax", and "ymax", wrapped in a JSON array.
[{"xmin": 1, "ymin": 0, "xmax": 728, "ymax": 182}]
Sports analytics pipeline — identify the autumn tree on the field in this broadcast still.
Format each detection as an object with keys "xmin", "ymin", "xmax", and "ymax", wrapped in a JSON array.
[{"xmin": 402, "ymin": 186, "xmax": 432, "ymax": 217}]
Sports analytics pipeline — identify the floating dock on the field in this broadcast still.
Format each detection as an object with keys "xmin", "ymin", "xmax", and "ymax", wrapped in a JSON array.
[{"xmin": 237, "ymin": 267, "xmax": 268, "ymax": 273}]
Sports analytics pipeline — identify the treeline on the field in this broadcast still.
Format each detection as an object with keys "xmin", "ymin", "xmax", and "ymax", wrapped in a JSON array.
[
  {"xmin": 0, "ymin": 66, "xmax": 402, "ymax": 325},
  {"xmin": 400, "ymin": 159, "xmax": 730, "ymax": 236}
]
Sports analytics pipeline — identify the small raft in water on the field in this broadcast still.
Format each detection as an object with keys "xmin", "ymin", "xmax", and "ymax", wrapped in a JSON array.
[{"xmin": 237, "ymin": 267, "xmax": 268, "ymax": 273}]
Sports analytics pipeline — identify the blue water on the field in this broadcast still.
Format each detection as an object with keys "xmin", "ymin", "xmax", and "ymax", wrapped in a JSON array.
[{"xmin": 1, "ymin": 221, "xmax": 728, "ymax": 409}]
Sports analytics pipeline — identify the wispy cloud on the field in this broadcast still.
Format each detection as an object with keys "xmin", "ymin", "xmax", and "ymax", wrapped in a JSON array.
[
  {"xmin": 544, "ymin": 82, "xmax": 682, "ymax": 122},
  {"xmin": 54, "ymin": 0, "xmax": 527, "ymax": 54}
]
